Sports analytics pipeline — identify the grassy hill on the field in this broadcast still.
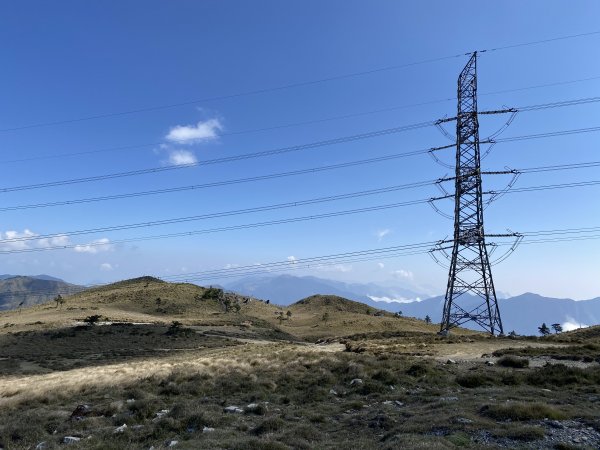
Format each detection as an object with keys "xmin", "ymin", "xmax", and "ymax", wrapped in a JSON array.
[
  {"xmin": 0, "ymin": 279, "xmax": 439, "ymax": 341},
  {"xmin": 1, "ymin": 278, "xmax": 599, "ymax": 449}
]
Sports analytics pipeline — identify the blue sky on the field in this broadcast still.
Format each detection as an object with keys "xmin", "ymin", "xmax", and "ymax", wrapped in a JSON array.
[{"xmin": 0, "ymin": 1, "xmax": 599, "ymax": 299}]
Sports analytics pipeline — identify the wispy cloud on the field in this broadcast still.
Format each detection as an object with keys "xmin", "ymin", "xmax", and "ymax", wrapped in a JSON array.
[
  {"xmin": 0, "ymin": 229, "xmax": 38, "ymax": 251},
  {"xmin": 562, "ymin": 317, "xmax": 588, "ymax": 332},
  {"xmin": 377, "ymin": 262, "xmax": 385, "ymax": 269},
  {"xmin": 287, "ymin": 256, "xmax": 298, "ymax": 264},
  {"xmin": 368, "ymin": 295, "xmax": 422, "ymax": 304},
  {"xmin": 166, "ymin": 118, "xmax": 222, "ymax": 144},
  {"xmin": 100, "ymin": 263, "xmax": 114, "ymax": 271},
  {"xmin": 168, "ymin": 149, "xmax": 197, "ymax": 166},
  {"xmin": 74, "ymin": 238, "xmax": 114, "ymax": 254},
  {"xmin": 392, "ymin": 269, "xmax": 414, "ymax": 280},
  {"xmin": 376, "ymin": 229, "xmax": 391, "ymax": 241},
  {"xmin": 317, "ymin": 264, "xmax": 352, "ymax": 273}
]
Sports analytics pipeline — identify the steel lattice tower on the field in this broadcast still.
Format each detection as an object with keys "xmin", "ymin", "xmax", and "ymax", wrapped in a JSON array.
[{"xmin": 440, "ymin": 52, "xmax": 503, "ymax": 335}]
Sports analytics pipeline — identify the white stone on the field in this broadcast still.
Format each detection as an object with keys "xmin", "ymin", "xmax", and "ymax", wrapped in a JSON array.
[
  {"xmin": 114, "ymin": 424, "xmax": 127, "ymax": 433},
  {"xmin": 202, "ymin": 426, "xmax": 215, "ymax": 433},
  {"xmin": 63, "ymin": 436, "xmax": 81, "ymax": 444},
  {"xmin": 350, "ymin": 378, "xmax": 363, "ymax": 385},
  {"xmin": 224, "ymin": 406, "xmax": 243, "ymax": 413}
]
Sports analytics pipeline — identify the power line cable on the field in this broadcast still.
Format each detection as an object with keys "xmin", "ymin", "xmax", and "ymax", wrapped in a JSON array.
[
  {"xmin": 1, "ymin": 176, "xmax": 600, "ymax": 254},
  {"xmin": 3, "ymin": 150, "xmax": 600, "ymax": 213},
  {"xmin": 0, "ymin": 121, "xmax": 435, "ymax": 193},
  {"xmin": 4, "ymin": 119, "xmax": 600, "ymax": 195},
  {"xmin": 2, "ymin": 29, "xmax": 599, "ymax": 133},
  {"xmin": 4, "ymin": 79, "xmax": 600, "ymax": 166}
]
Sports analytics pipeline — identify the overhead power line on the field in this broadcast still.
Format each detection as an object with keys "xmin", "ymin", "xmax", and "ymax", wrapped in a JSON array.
[
  {"xmin": 2, "ymin": 150, "xmax": 600, "ymax": 213},
  {"xmin": 1, "ymin": 175, "xmax": 600, "ymax": 254},
  {"xmin": 0, "ymin": 121, "xmax": 435, "ymax": 193},
  {"xmin": 3, "ymin": 82, "xmax": 600, "ymax": 166},
  {"xmin": 3, "ymin": 118, "xmax": 600, "ymax": 195},
  {"xmin": 3, "ymin": 29, "xmax": 599, "ymax": 134},
  {"xmin": 162, "ymin": 225, "xmax": 600, "ymax": 282}
]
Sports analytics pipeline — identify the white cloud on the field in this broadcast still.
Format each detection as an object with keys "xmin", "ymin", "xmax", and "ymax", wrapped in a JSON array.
[
  {"xmin": 168, "ymin": 149, "xmax": 197, "ymax": 166},
  {"xmin": 317, "ymin": 264, "xmax": 353, "ymax": 273},
  {"xmin": 100, "ymin": 263, "xmax": 114, "ymax": 271},
  {"xmin": 376, "ymin": 229, "xmax": 391, "ymax": 241},
  {"xmin": 224, "ymin": 263, "xmax": 240, "ymax": 269},
  {"xmin": 368, "ymin": 295, "xmax": 422, "ymax": 304},
  {"xmin": 166, "ymin": 118, "xmax": 222, "ymax": 144},
  {"xmin": 0, "ymin": 229, "xmax": 38, "ymax": 251},
  {"xmin": 392, "ymin": 269, "xmax": 414, "ymax": 280},
  {"xmin": 287, "ymin": 256, "xmax": 298, "ymax": 264},
  {"xmin": 74, "ymin": 238, "xmax": 114, "ymax": 254},
  {"xmin": 562, "ymin": 317, "xmax": 589, "ymax": 332},
  {"xmin": 38, "ymin": 234, "xmax": 70, "ymax": 248},
  {"xmin": 377, "ymin": 262, "xmax": 385, "ymax": 269}
]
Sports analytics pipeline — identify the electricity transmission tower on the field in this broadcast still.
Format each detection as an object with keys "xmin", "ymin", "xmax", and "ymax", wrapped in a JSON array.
[{"xmin": 438, "ymin": 52, "xmax": 512, "ymax": 335}]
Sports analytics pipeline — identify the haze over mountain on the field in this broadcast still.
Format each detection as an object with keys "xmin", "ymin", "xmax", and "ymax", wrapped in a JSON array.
[
  {"xmin": 399, "ymin": 293, "xmax": 600, "ymax": 336},
  {"xmin": 223, "ymin": 274, "xmax": 599, "ymax": 335},
  {"xmin": 223, "ymin": 274, "xmax": 425, "ymax": 310},
  {"xmin": 0, "ymin": 276, "xmax": 85, "ymax": 311}
]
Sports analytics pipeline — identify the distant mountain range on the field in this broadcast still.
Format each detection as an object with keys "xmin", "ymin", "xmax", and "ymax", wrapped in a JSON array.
[
  {"xmin": 399, "ymin": 293, "xmax": 600, "ymax": 336},
  {"xmin": 2, "ymin": 273, "xmax": 598, "ymax": 336},
  {"xmin": 223, "ymin": 274, "xmax": 424, "ymax": 311},
  {"xmin": 223, "ymin": 274, "xmax": 600, "ymax": 335},
  {"xmin": 0, "ymin": 275, "xmax": 85, "ymax": 311}
]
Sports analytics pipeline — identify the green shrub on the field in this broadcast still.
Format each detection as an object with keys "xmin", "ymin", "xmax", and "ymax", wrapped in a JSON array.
[
  {"xmin": 480, "ymin": 402, "xmax": 566, "ymax": 421},
  {"xmin": 456, "ymin": 373, "xmax": 493, "ymax": 388},
  {"xmin": 498, "ymin": 355, "xmax": 529, "ymax": 368}
]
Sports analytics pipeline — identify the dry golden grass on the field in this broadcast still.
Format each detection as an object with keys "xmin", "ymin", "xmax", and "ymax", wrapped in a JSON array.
[{"xmin": 1, "ymin": 278, "xmax": 599, "ymax": 449}]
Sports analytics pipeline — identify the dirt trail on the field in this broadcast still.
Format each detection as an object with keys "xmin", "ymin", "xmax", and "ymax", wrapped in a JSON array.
[{"xmin": 432, "ymin": 340, "xmax": 566, "ymax": 361}]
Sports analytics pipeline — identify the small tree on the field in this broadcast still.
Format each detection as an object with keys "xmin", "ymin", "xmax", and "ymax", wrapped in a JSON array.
[
  {"xmin": 538, "ymin": 323, "xmax": 551, "ymax": 336},
  {"xmin": 322, "ymin": 312, "xmax": 329, "ymax": 325},
  {"xmin": 551, "ymin": 323, "xmax": 563, "ymax": 334},
  {"xmin": 277, "ymin": 312, "xmax": 284, "ymax": 325},
  {"xmin": 424, "ymin": 315, "xmax": 432, "ymax": 324},
  {"xmin": 167, "ymin": 320, "xmax": 183, "ymax": 335},
  {"xmin": 232, "ymin": 302, "xmax": 241, "ymax": 313},
  {"xmin": 54, "ymin": 294, "xmax": 65, "ymax": 309},
  {"xmin": 396, "ymin": 310, "xmax": 403, "ymax": 317},
  {"xmin": 286, "ymin": 310, "xmax": 292, "ymax": 320},
  {"xmin": 83, "ymin": 314, "xmax": 102, "ymax": 326}
]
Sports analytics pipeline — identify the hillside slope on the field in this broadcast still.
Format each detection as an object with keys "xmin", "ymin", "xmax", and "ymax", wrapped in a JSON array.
[{"xmin": 0, "ymin": 276, "xmax": 85, "ymax": 311}]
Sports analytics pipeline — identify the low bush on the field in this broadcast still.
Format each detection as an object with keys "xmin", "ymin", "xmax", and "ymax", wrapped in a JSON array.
[
  {"xmin": 498, "ymin": 355, "xmax": 529, "ymax": 368},
  {"xmin": 480, "ymin": 402, "xmax": 566, "ymax": 421}
]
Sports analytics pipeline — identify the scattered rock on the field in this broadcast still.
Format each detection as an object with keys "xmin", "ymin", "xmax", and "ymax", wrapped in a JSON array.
[
  {"xmin": 35, "ymin": 442, "xmax": 47, "ymax": 450},
  {"xmin": 132, "ymin": 425, "xmax": 144, "ymax": 430},
  {"xmin": 485, "ymin": 361, "xmax": 495, "ymax": 366},
  {"xmin": 62, "ymin": 436, "xmax": 81, "ymax": 444},
  {"xmin": 246, "ymin": 403, "xmax": 259, "ymax": 410},
  {"xmin": 70, "ymin": 404, "xmax": 91, "ymax": 421},
  {"xmin": 126, "ymin": 398, "xmax": 135, "ymax": 404},
  {"xmin": 456, "ymin": 417, "xmax": 473, "ymax": 424},
  {"xmin": 224, "ymin": 406, "xmax": 243, "ymax": 414},
  {"xmin": 114, "ymin": 424, "xmax": 127, "ymax": 433},
  {"xmin": 202, "ymin": 426, "xmax": 215, "ymax": 433},
  {"xmin": 154, "ymin": 409, "xmax": 169, "ymax": 420},
  {"xmin": 394, "ymin": 401, "xmax": 404, "ymax": 407},
  {"xmin": 446, "ymin": 359, "xmax": 457, "ymax": 365},
  {"xmin": 350, "ymin": 378, "xmax": 363, "ymax": 386},
  {"xmin": 439, "ymin": 396, "xmax": 459, "ymax": 402},
  {"xmin": 329, "ymin": 389, "xmax": 338, "ymax": 395},
  {"xmin": 548, "ymin": 420, "xmax": 564, "ymax": 429},
  {"xmin": 166, "ymin": 440, "xmax": 179, "ymax": 447}
]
